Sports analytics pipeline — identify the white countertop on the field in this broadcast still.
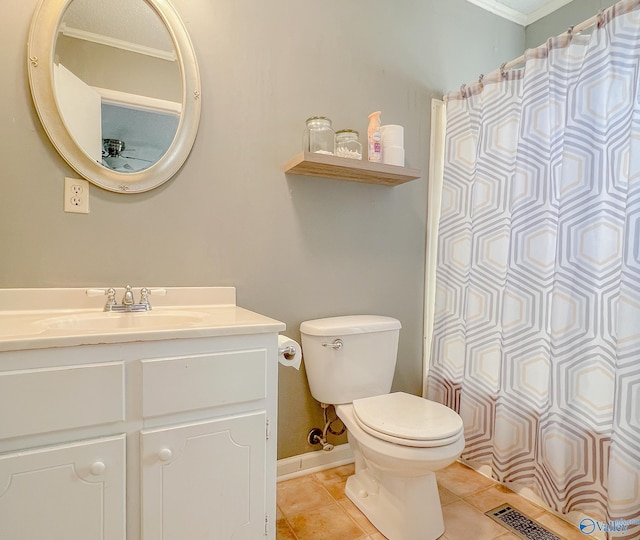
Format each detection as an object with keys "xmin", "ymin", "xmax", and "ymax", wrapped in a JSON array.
[{"xmin": 0, "ymin": 287, "xmax": 286, "ymax": 352}]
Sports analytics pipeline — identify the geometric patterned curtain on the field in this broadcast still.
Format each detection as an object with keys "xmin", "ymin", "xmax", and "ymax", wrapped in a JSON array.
[{"xmin": 427, "ymin": 2, "xmax": 640, "ymax": 536}]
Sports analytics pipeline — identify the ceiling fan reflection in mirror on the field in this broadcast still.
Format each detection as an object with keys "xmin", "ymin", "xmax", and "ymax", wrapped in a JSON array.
[{"xmin": 101, "ymin": 138, "xmax": 153, "ymax": 171}]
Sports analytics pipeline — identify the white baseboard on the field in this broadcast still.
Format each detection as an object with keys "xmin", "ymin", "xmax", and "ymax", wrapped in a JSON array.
[{"xmin": 277, "ymin": 443, "xmax": 354, "ymax": 482}]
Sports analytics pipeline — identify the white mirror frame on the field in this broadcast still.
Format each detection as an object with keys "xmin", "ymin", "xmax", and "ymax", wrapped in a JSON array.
[{"xmin": 27, "ymin": 0, "xmax": 201, "ymax": 193}]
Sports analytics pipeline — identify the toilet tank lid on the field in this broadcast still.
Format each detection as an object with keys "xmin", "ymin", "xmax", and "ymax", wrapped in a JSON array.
[{"xmin": 300, "ymin": 315, "xmax": 401, "ymax": 336}]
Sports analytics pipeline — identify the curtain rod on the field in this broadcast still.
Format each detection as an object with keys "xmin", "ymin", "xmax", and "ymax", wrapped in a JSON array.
[
  {"xmin": 457, "ymin": 9, "xmax": 603, "ymax": 94},
  {"xmin": 500, "ymin": 11, "xmax": 602, "ymax": 73}
]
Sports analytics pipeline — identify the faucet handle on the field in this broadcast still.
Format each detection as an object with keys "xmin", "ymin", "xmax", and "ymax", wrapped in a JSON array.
[
  {"xmin": 140, "ymin": 287, "xmax": 166, "ymax": 299},
  {"xmin": 140, "ymin": 288, "xmax": 150, "ymax": 305},
  {"xmin": 86, "ymin": 287, "xmax": 117, "ymax": 307},
  {"xmin": 147, "ymin": 288, "xmax": 167, "ymax": 296},
  {"xmin": 140, "ymin": 287, "xmax": 166, "ymax": 308},
  {"xmin": 106, "ymin": 288, "xmax": 117, "ymax": 305},
  {"xmin": 86, "ymin": 288, "xmax": 110, "ymax": 297}
]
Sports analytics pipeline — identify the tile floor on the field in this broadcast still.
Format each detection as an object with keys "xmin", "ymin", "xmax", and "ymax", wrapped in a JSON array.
[{"xmin": 276, "ymin": 461, "xmax": 586, "ymax": 540}]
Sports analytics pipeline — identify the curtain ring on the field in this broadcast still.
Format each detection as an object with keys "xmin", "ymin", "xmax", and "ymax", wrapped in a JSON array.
[
  {"xmin": 460, "ymin": 83, "xmax": 468, "ymax": 98},
  {"xmin": 477, "ymin": 74, "xmax": 484, "ymax": 90},
  {"xmin": 567, "ymin": 25, "xmax": 574, "ymax": 38},
  {"xmin": 500, "ymin": 62, "xmax": 507, "ymax": 78},
  {"xmin": 597, "ymin": 9, "xmax": 605, "ymax": 28}
]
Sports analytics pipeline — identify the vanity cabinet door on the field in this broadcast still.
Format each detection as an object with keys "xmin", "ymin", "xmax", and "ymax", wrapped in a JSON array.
[
  {"xmin": 141, "ymin": 411, "xmax": 267, "ymax": 540},
  {"xmin": 0, "ymin": 434, "xmax": 126, "ymax": 540}
]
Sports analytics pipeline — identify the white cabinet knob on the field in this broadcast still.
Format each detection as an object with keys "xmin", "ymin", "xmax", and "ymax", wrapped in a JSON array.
[
  {"xmin": 90, "ymin": 461, "xmax": 106, "ymax": 475},
  {"xmin": 158, "ymin": 448, "xmax": 173, "ymax": 461}
]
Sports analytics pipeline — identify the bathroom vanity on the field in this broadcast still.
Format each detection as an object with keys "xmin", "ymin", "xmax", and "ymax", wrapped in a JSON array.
[{"xmin": 0, "ymin": 287, "xmax": 285, "ymax": 539}]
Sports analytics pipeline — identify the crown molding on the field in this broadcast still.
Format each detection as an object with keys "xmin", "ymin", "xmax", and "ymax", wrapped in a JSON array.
[
  {"xmin": 465, "ymin": 0, "xmax": 576, "ymax": 27},
  {"xmin": 59, "ymin": 23, "xmax": 176, "ymax": 62},
  {"xmin": 525, "ymin": 0, "xmax": 575, "ymax": 25},
  {"xmin": 465, "ymin": 0, "xmax": 527, "ymax": 25}
]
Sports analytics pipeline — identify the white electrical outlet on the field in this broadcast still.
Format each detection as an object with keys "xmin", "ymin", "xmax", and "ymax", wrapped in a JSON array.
[{"xmin": 64, "ymin": 177, "xmax": 90, "ymax": 214}]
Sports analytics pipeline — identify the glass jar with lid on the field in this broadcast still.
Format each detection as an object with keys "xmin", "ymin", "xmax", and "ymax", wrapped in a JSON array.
[
  {"xmin": 303, "ymin": 116, "xmax": 335, "ymax": 155},
  {"xmin": 335, "ymin": 129, "xmax": 362, "ymax": 160}
]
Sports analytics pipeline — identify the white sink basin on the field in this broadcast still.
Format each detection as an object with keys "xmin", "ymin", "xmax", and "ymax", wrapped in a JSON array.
[
  {"xmin": 35, "ymin": 310, "xmax": 210, "ymax": 332},
  {"xmin": 0, "ymin": 287, "xmax": 286, "ymax": 351}
]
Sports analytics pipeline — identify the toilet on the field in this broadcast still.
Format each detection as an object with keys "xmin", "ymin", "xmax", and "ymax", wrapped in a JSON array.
[{"xmin": 300, "ymin": 315, "xmax": 465, "ymax": 540}]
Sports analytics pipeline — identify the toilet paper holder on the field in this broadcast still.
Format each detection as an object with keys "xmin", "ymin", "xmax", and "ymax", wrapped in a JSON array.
[
  {"xmin": 277, "ymin": 335, "xmax": 302, "ymax": 369},
  {"xmin": 278, "ymin": 345, "xmax": 297, "ymax": 358}
]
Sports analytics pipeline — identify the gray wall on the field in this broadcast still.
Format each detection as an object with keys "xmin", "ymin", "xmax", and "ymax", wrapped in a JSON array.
[
  {"xmin": 1, "ymin": 0, "xmax": 523, "ymax": 459},
  {"xmin": 525, "ymin": 0, "xmax": 618, "ymax": 49}
]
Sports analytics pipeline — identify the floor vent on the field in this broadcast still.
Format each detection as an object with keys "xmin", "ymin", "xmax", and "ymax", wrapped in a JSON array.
[{"xmin": 486, "ymin": 504, "xmax": 561, "ymax": 540}]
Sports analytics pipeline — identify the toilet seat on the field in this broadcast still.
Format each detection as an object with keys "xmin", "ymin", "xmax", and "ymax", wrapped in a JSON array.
[{"xmin": 352, "ymin": 392, "xmax": 463, "ymax": 448}]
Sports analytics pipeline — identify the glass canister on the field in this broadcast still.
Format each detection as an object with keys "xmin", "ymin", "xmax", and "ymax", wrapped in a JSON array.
[
  {"xmin": 335, "ymin": 129, "xmax": 362, "ymax": 160},
  {"xmin": 303, "ymin": 116, "xmax": 335, "ymax": 155}
]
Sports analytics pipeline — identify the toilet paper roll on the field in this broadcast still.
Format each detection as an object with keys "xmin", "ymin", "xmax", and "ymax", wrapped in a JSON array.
[
  {"xmin": 382, "ymin": 146, "xmax": 405, "ymax": 166},
  {"xmin": 381, "ymin": 125, "xmax": 404, "ymax": 148},
  {"xmin": 278, "ymin": 335, "xmax": 302, "ymax": 370}
]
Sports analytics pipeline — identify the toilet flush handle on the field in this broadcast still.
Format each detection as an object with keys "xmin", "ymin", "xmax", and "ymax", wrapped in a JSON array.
[{"xmin": 322, "ymin": 339, "xmax": 343, "ymax": 350}]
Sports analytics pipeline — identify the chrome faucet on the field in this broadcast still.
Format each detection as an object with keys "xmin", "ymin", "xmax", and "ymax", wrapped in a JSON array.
[
  {"xmin": 122, "ymin": 285, "xmax": 135, "ymax": 307},
  {"xmin": 86, "ymin": 286, "xmax": 165, "ymax": 312}
]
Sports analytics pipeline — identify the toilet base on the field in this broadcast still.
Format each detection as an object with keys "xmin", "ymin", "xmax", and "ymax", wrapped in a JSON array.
[{"xmin": 344, "ymin": 467, "xmax": 444, "ymax": 540}]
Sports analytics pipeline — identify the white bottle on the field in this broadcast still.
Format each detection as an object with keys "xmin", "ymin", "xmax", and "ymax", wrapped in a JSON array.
[{"xmin": 367, "ymin": 111, "xmax": 382, "ymax": 162}]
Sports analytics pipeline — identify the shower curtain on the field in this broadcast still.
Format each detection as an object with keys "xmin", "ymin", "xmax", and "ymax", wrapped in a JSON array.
[{"xmin": 427, "ymin": 1, "xmax": 640, "ymax": 534}]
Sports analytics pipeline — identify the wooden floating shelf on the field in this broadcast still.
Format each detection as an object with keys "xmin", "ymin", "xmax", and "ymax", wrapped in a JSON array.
[{"xmin": 284, "ymin": 152, "xmax": 421, "ymax": 186}]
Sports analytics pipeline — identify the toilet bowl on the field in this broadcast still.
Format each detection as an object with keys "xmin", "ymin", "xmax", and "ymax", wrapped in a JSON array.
[
  {"xmin": 337, "ymin": 394, "xmax": 464, "ymax": 540},
  {"xmin": 300, "ymin": 316, "xmax": 465, "ymax": 540}
]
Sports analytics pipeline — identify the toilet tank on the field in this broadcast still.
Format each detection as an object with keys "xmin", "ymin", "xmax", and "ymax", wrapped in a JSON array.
[{"xmin": 299, "ymin": 315, "xmax": 401, "ymax": 405}]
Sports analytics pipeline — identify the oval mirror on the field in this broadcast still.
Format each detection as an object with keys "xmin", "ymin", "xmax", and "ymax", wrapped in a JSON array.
[{"xmin": 27, "ymin": 0, "xmax": 201, "ymax": 193}]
